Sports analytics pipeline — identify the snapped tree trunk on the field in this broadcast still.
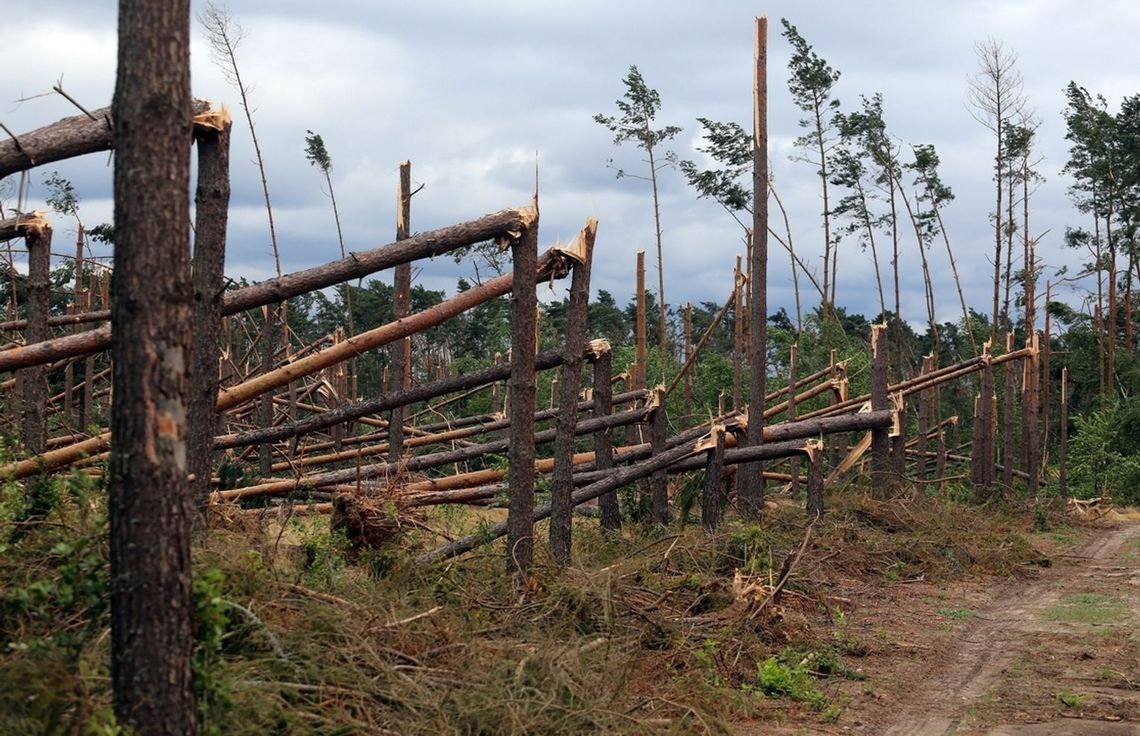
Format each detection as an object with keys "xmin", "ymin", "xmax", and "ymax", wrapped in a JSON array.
[{"xmin": 188, "ymin": 117, "xmax": 232, "ymax": 511}]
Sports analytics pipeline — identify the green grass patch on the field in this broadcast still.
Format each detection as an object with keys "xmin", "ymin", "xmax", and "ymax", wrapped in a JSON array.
[
  {"xmin": 937, "ymin": 607, "xmax": 976, "ymax": 620},
  {"xmin": 1045, "ymin": 593, "xmax": 1130, "ymax": 625}
]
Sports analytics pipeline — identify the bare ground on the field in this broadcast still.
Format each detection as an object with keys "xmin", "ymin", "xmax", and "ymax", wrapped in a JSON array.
[{"xmin": 755, "ymin": 519, "xmax": 1140, "ymax": 735}]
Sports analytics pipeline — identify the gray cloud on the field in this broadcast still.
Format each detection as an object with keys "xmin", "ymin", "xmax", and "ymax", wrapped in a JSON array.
[{"xmin": 4, "ymin": 0, "xmax": 1138, "ymax": 330}]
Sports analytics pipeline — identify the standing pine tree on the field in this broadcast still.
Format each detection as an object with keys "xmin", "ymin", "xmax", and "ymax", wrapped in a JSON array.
[
  {"xmin": 781, "ymin": 18, "xmax": 842, "ymax": 309},
  {"xmin": 595, "ymin": 65, "xmax": 681, "ymax": 351}
]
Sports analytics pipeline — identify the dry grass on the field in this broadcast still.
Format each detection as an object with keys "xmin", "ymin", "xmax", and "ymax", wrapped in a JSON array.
[{"xmin": 0, "ymin": 472, "xmax": 1057, "ymax": 734}]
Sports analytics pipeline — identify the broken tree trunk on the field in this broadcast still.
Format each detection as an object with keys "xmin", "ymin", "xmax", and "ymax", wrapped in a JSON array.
[
  {"xmin": 389, "ymin": 160, "xmax": 412, "ymax": 462},
  {"xmin": 0, "ymin": 206, "xmax": 539, "ymax": 372},
  {"xmin": 739, "ymin": 14, "xmax": 769, "ymax": 519},
  {"xmin": 506, "ymin": 202, "xmax": 539, "ymax": 578},
  {"xmin": 0, "ymin": 99, "xmax": 211, "ymax": 178},
  {"xmin": 594, "ymin": 345, "xmax": 620, "ymax": 532},
  {"xmin": 649, "ymin": 386, "xmax": 670, "ymax": 526},
  {"xmin": 188, "ymin": 116, "xmax": 232, "ymax": 510},
  {"xmin": 702, "ymin": 424, "xmax": 726, "ymax": 532},
  {"xmin": 551, "ymin": 219, "xmax": 596, "ymax": 562},
  {"xmin": 871, "ymin": 324, "xmax": 891, "ymax": 488},
  {"xmin": 21, "ymin": 215, "xmax": 51, "ymax": 454}
]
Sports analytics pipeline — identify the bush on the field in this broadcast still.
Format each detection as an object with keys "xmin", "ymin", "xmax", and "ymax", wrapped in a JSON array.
[{"xmin": 1068, "ymin": 399, "xmax": 1140, "ymax": 505}]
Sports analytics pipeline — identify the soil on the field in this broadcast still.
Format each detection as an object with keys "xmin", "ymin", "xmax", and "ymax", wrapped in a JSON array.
[{"xmin": 746, "ymin": 519, "xmax": 1140, "ymax": 735}]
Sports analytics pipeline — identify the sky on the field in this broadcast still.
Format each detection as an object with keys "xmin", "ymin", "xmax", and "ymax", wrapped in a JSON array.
[{"xmin": 4, "ymin": 0, "xmax": 1139, "ymax": 331}]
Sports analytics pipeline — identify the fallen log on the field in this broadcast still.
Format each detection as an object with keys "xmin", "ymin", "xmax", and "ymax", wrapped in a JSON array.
[
  {"xmin": 0, "ymin": 206, "xmax": 539, "ymax": 372},
  {"xmin": 0, "ymin": 99, "xmax": 211, "ymax": 178}
]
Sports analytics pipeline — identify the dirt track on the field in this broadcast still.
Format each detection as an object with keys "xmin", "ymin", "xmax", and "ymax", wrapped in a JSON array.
[{"xmin": 757, "ymin": 519, "xmax": 1140, "ymax": 735}]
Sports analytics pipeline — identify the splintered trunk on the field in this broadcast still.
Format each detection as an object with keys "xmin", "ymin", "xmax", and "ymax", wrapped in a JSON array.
[
  {"xmin": 1058, "ymin": 367, "xmax": 1069, "ymax": 498},
  {"xmin": 683, "ymin": 302, "xmax": 693, "ymax": 422},
  {"xmin": 1001, "ymin": 332, "xmax": 1015, "ymax": 492},
  {"xmin": 971, "ymin": 348, "xmax": 995, "ymax": 494},
  {"xmin": 739, "ymin": 15, "xmax": 769, "ymax": 519},
  {"xmin": 505, "ymin": 206, "xmax": 539, "ymax": 578},
  {"xmin": 870, "ymin": 324, "xmax": 891, "ymax": 489},
  {"xmin": 188, "ymin": 117, "xmax": 231, "ymax": 510},
  {"xmin": 635, "ymin": 251, "xmax": 648, "ymax": 392},
  {"xmin": 109, "ymin": 0, "xmax": 196, "ymax": 730},
  {"xmin": 389, "ymin": 161, "xmax": 412, "ymax": 462},
  {"xmin": 702, "ymin": 425, "xmax": 726, "ymax": 532},
  {"xmin": 646, "ymin": 141, "xmax": 668, "ymax": 351},
  {"xmin": 594, "ymin": 348, "xmax": 621, "ymax": 531},
  {"xmin": 733, "ymin": 255, "xmax": 744, "ymax": 411},
  {"xmin": 550, "ymin": 220, "xmax": 596, "ymax": 562},
  {"xmin": 22, "ymin": 220, "xmax": 51, "ymax": 455},
  {"xmin": 649, "ymin": 387, "xmax": 670, "ymax": 526}
]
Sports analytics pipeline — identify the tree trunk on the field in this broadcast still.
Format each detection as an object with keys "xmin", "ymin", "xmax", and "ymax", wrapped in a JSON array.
[
  {"xmin": 0, "ymin": 99, "xmax": 210, "ymax": 178},
  {"xmin": 0, "ymin": 207, "xmax": 538, "ymax": 372},
  {"xmin": 551, "ymin": 219, "xmax": 596, "ymax": 562},
  {"xmin": 389, "ymin": 161, "xmax": 412, "ymax": 462},
  {"xmin": 739, "ymin": 15, "xmax": 769, "ymax": 519},
  {"xmin": 22, "ymin": 220, "xmax": 51, "ymax": 455},
  {"xmin": 188, "ymin": 118, "xmax": 232, "ymax": 511},
  {"xmin": 506, "ymin": 204, "xmax": 538, "ymax": 578},
  {"xmin": 702, "ymin": 425, "xmax": 726, "ymax": 532},
  {"xmin": 649, "ymin": 387, "xmax": 670, "ymax": 525},
  {"xmin": 594, "ymin": 346, "xmax": 621, "ymax": 532},
  {"xmin": 871, "ymin": 324, "xmax": 891, "ymax": 488},
  {"xmin": 110, "ymin": 0, "xmax": 196, "ymax": 730}
]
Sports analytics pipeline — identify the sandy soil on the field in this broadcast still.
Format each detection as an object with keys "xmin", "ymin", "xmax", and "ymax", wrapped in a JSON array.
[{"xmin": 745, "ymin": 519, "xmax": 1140, "ymax": 736}]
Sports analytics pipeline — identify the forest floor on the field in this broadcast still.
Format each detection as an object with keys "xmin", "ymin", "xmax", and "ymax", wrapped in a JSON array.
[{"xmin": 748, "ymin": 513, "xmax": 1140, "ymax": 736}]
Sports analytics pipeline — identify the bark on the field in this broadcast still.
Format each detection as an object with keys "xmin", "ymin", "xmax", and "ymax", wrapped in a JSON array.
[
  {"xmin": 739, "ymin": 15, "xmax": 769, "ymax": 519},
  {"xmin": 871, "ymin": 324, "xmax": 891, "ymax": 487},
  {"xmin": 649, "ymin": 387, "xmax": 670, "ymax": 525},
  {"xmin": 1023, "ymin": 332, "xmax": 1040, "ymax": 496},
  {"xmin": 389, "ymin": 161, "xmax": 412, "ymax": 461},
  {"xmin": 683, "ymin": 302, "xmax": 693, "ymax": 421},
  {"xmin": 22, "ymin": 220, "xmax": 51, "ymax": 454},
  {"xmin": 420, "ymin": 433, "xmax": 704, "ymax": 563},
  {"xmin": 788, "ymin": 343, "xmax": 800, "ymax": 498},
  {"xmin": 188, "ymin": 119, "xmax": 231, "ymax": 510},
  {"xmin": 634, "ymin": 251, "xmax": 647, "ymax": 391},
  {"xmin": 506, "ymin": 206, "xmax": 538, "ymax": 577},
  {"xmin": 214, "ymin": 247, "xmax": 570, "ymax": 412},
  {"xmin": 214, "ymin": 349, "xmax": 573, "ymax": 450},
  {"xmin": 216, "ymin": 405, "xmax": 643, "ymax": 503},
  {"xmin": 551, "ymin": 219, "xmax": 596, "ymax": 562},
  {"xmin": 110, "ymin": 0, "xmax": 196, "ymax": 730},
  {"xmin": 971, "ymin": 351, "xmax": 995, "ymax": 493},
  {"xmin": 1001, "ymin": 332, "xmax": 1015, "ymax": 492},
  {"xmin": 733, "ymin": 256, "xmax": 744, "ymax": 411},
  {"xmin": 702, "ymin": 426, "xmax": 726, "ymax": 532},
  {"xmin": 594, "ymin": 347, "xmax": 621, "ymax": 531},
  {"xmin": 0, "ymin": 99, "xmax": 209, "ymax": 178},
  {"xmin": 1058, "ymin": 367, "xmax": 1068, "ymax": 498},
  {"xmin": 0, "ymin": 207, "xmax": 538, "ymax": 372},
  {"xmin": 805, "ymin": 440, "xmax": 824, "ymax": 519}
]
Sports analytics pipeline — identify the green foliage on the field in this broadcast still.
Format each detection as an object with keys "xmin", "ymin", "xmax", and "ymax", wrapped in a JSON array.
[
  {"xmin": 43, "ymin": 171, "xmax": 81, "ymax": 220},
  {"xmin": 192, "ymin": 568, "xmax": 232, "ymax": 734},
  {"xmin": 303, "ymin": 129, "xmax": 332, "ymax": 173},
  {"xmin": 1067, "ymin": 399, "xmax": 1140, "ymax": 504},
  {"xmin": 593, "ymin": 65, "xmax": 682, "ymax": 157}
]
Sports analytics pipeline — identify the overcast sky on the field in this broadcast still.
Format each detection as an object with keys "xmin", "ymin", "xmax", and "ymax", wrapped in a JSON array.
[{"xmin": 4, "ymin": 1, "xmax": 1139, "ymax": 329}]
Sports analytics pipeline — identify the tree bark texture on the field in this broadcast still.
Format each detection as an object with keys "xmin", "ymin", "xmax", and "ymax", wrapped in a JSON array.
[
  {"xmin": 0, "ymin": 99, "xmax": 209, "ymax": 178},
  {"xmin": 109, "ymin": 0, "xmax": 196, "ymax": 731},
  {"xmin": 594, "ymin": 347, "xmax": 621, "ymax": 532},
  {"xmin": 506, "ymin": 207, "xmax": 538, "ymax": 577},
  {"xmin": 0, "ymin": 207, "xmax": 538, "ymax": 373},
  {"xmin": 389, "ymin": 160, "xmax": 412, "ymax": 462},
  {"xmin": 188, "ymin": 119, "xmax": 231, "ymax": 510},
  {"xmin": 871, "ymin": 324, "xmax": 891, "ymax": 486},
  {"xmin": 740, "ymin": 15, "xmax": 769, "ymax": 518},
  {"xmin": 551, "ymin": 219, "xmax": 596, "ymax": 562},
  {"xmin": 22, "ymin": 221, "xmax": 51, "ymax": 454},
  {"xmin": 650, "ymin": 387, "xmax": 670, "ymax": 526}
]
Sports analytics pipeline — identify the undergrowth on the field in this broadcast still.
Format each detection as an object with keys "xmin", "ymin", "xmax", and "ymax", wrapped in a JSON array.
[{"xmin": 0, "ymin": 468, "xmax": 1052, "ymax": 734}]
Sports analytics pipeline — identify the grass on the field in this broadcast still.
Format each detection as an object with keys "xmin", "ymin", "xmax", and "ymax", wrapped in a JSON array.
[
  {"xmin": 1045, "ymin": 593, "xmax": 1130, "ymax": 626},
  {"xmin": 0, "ymin": 467, "xmax": 1054, "ymax": 734},
  {"xmin": 937, "ymin": 607, "xmax": 976, "ymax": 620}
]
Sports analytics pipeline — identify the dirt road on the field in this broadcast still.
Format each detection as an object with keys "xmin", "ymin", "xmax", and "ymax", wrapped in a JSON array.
[{"xmin": 868, "ymin": 520, "xmax": 1140, "ymax": 735}]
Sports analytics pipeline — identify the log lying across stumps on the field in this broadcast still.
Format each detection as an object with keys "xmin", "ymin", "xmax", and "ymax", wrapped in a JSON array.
[
  {"xmin": 269, "ymin": 387, "xmax": 645, "ymax": 473},
  {"xmin": 1, "ymin": 241, "xmax": 572, "ymax": 480},
  {"xmin": 0, "ymin": 206, "xmax": 539, "ymax": 373},
  {"xmin": 0, "ymin": 99, "xmax": 211, "ymax": 178},
  {"xmin": 212, "ymin": 400, "xmax": 646, "ymax": 504}
]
